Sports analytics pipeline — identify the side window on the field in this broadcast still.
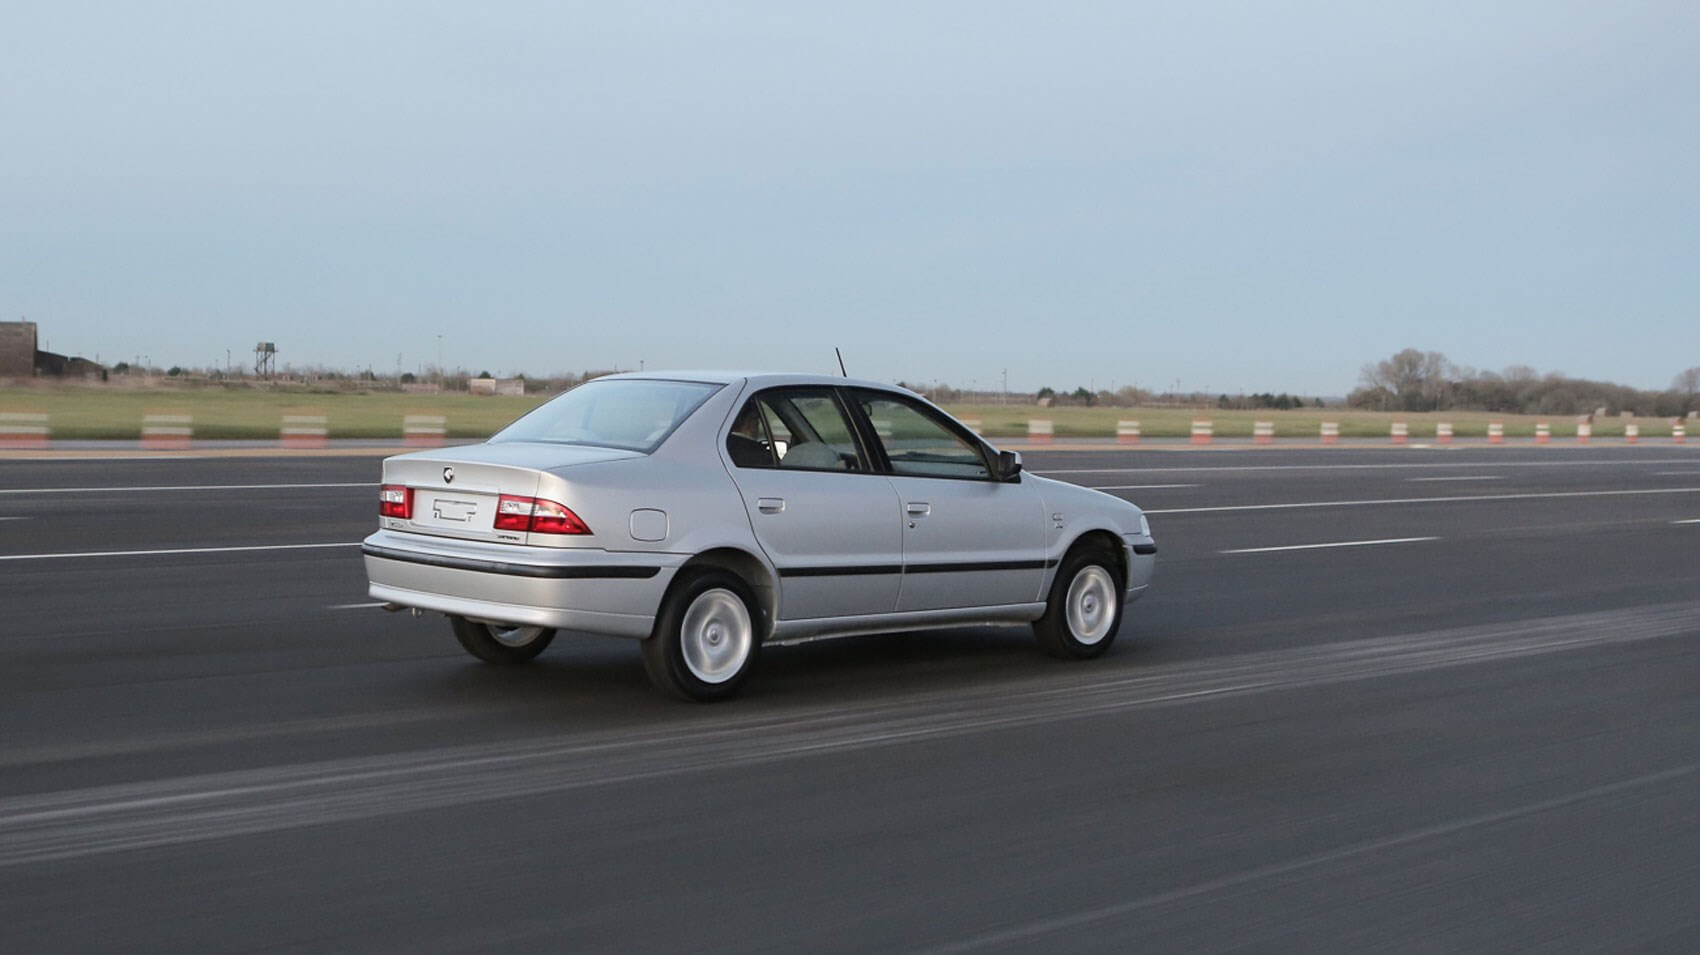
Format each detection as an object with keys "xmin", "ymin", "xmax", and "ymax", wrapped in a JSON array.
[
  {"xmin": 725, "ymin": 389, "xmax": 866, "ymax": 472},
  {"xmin": 725, "ymin": 399, "xmax": 777, "ymax": 468},
  {"xmin": 858, "ymin": 394, "xmax": 990, "ymax": 480}
]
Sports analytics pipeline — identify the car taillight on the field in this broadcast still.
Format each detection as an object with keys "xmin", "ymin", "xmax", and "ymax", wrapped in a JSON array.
[
  {"xmin": 494, "ymin": 495, "xmax": 591, "ymax": 535},
  {"xmin": 380, "ymin": 485, "xmax": 413, "ymax": 519}
]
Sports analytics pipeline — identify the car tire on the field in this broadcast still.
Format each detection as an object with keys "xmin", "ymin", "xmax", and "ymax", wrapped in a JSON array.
[
  {"xmin": 642, "ymin": 569, "xmax": 761, "ymax": 702},
  {"xmin": 450, "ymin": 615, "xmax": 556, "ymax": 664},
  {"xmin": 1034, "ymin": 545, "xmax": 1125, "ymax": 660}
]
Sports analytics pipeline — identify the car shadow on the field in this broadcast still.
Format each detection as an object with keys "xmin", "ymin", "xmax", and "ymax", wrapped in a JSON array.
[{"xmin": 411, "ymin": 621, "xmax": 1187, "ymax": 725}]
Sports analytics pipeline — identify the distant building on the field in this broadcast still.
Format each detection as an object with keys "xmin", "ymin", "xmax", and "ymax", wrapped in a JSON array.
[
  {"xmin": 0, "ymin": 321, "xmax": 35, "ymax": 377},
  {"xmin": 469, "ymin": 377, "xmax": 526, "ymax": 396},
  {"xmin": 34, "ymin": 350, "xmax": 105, "ymax": 379},
  {"xmin": 0, "ymin": 320, "xmax": 106, "ymax": 379}
]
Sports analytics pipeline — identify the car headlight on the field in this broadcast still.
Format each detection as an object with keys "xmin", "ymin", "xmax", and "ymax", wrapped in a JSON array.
[{"xmin": 1138, "ymin": 513, "xmax": 1151, "ymax": 538}]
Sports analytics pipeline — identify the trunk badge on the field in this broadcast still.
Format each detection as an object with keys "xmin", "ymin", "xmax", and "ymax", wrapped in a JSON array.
[{"xmin": 442, "ymin": 467, "xmax": 455, "ymax": 484}]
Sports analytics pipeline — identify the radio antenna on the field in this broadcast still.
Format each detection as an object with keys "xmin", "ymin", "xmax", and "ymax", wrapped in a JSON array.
[{"xmin": 834, "ymin": 347, "xmax": 847, "ymax": 377}]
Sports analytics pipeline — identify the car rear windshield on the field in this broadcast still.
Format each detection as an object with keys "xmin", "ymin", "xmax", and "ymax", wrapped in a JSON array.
[{"xmin": 491, "ymin": 379, "xmax": 722, "ymax": 452}]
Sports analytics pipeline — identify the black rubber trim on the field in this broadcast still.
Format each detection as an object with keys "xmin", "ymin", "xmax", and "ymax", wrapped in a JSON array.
[
  {"xmin": 1132, "ymin": 543, "xmax": 1158, "ymax": 556},
  {"xmin": 905, "ymin": 559, "xmax": 1048, "ymax": 574},
  {"xmin": 777, "ymin": 559, "xmax": 1046, "ymax": 578},
  {"xmin": 362, "ymin": 543, "xmax": 660, "ymax": 580},
  {"xmin": 778, "ymin": 564, "xmax": 903, "ymax": 578}
]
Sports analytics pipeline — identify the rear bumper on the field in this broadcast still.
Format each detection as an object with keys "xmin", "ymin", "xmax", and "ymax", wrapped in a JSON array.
[{"xmin": 362, "ymin": 530, "xmax": 684, "ymax": 638}]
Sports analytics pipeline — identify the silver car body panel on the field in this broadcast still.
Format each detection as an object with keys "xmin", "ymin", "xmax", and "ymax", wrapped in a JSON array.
[{"xmin": 365, "ymin": 371, "xmax": 1156, "ymax": 643}]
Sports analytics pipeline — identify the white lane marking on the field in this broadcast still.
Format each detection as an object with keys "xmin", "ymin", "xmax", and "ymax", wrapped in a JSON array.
[
  {"xmin": 328, "ymin": 602, "xmax": 387, "ymax": 610},
  {"xmin": 0, "ymin": 517, "xmax": 27, "ymax": 522},
  {"xmin": 0, "ymin": 482, "xmax": 372, "ymax": 495},
  {"xmin": 1407, "ymin": 475, "xmax": 1503, "ymax": 482},
  {"xmin": 1144, "ymin": 486, "xmax": 1700, "ymax": 516},
  {"xmin": 1040, "ymin": 458, "xmax": 1700, "ymax": 475},
  {"xmin": 0, "ymin": 542, "xmax": 358, "ymax": 562},
  {"xmin": 1087, "ymin": 484, "xmax": 1199, "ymax": 490},
  {"xmin": 1655, "ymin": 470, "xmax": 1700, "ymax": 475},
  {"xmin": 1221, "ymin": 536, "xmax": 1440, "ymax": 555},
  {"xmin": 1674, "ymin": 519, "xmax": 1700, "ymax": 525},
  {"xmin": 923, "ymin": 763, "xmax": 1700, "ymax": 953}
]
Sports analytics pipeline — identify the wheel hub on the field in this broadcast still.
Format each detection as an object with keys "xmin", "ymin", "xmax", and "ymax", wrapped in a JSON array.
[
  {"xmin": 1064, "ymin": 565, "xmax": 1117, "ymax": 646},
  {"xmin": 680, "ymin": 588, "xmax": 752, "ymax": 684}
]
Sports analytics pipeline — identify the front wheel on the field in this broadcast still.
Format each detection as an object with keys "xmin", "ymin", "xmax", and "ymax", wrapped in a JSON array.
[
  {"xmin": 450, "ymin": 615, "xmax": 556, "ymax": 664},
  {"xmin": 1034, "ymin": 548, "xmax": 1125, "ymax": 659},
  {"xmin": 642, "ymin": 570, "xmax": 760, "ymax": 702}
]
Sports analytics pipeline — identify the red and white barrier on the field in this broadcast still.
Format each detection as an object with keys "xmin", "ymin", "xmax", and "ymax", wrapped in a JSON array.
[
  {"xmin": 1535, "ymin": 423, "xmax": 1550, "ymax": 445},
  {"xmin": 1436, "ymin": 422, "xmax": 1453, "ymax": 445},
  {"xmin": 1488, "ymin": 422, "xmax": 1505, "ymax": 445},
  {"xmin": 1116, "ymin": 420, "xmax": 1141, "ymax": 445},
  {"xmin": 281, "ymin": 413, "xmax": 328, "ymax": 449},
  {"xmin": 1027, "ymin": 419, "xmax": 1053, "ymax": 444},
  {"xmin": 142, "ymin": 413, "xmax": 192, "ymax": 450},
  {"xmin": 1390, "ymin": 422, "xmax": 1408, "ymax": 445},
  {"xmin": 404, "ymin": 414, "xmax": 447, "ymax": 448},
  {"xmin": 0, "ymin": 411, "xmax": 49, "ymax": 449},
  {"xmin": 1675, "ymin": 422, "xmax": 1686, "ymax": 444},
  {"xmin": 1577, "ymin": 422, "xmax": 1592, "ymax": 445},
  {"xmin": 1253, "ymin": 421, "xmax": 1274, "ymax": 445},
  {"xmin": 1625, "ymin": 423, "xmax": 1639, "ymax": 445},
  {"xmin": 1190, "ymin": 420, "xmax": 1213, "ymax": 445},
  {"xmin": 1320, "ymin": 421, "xmax": 1339, "ymax": 445},
  {"xmin": 959, "ymin": 418, "xmax": 982, "ymax": 435}
]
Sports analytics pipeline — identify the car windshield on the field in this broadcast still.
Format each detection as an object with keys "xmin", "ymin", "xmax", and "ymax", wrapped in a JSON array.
[{"xmin": 491, "ymin": 378, "xmax": 722, "ymax": 452}]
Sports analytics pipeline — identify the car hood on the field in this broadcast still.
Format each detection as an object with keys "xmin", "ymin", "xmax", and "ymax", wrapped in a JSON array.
[{"xmin": 1028, "ymin": 473, "xmax": 1146, "ymax": 529}]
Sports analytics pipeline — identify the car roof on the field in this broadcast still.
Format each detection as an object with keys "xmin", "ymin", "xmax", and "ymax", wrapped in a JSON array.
[{"xmin": 596, "ymin": 370, "xmax": 913, "ymax": 393}]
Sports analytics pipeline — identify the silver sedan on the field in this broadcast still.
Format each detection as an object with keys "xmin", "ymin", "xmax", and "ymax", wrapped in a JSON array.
[{"xmin": 363, "ymin": 372, "xmax": 1156, "ymax": 700}]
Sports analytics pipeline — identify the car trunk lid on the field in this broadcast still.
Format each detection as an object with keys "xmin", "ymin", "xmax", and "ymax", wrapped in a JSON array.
[{"xmin": 380, "ymin": 442, "xmax": 640, "ymax": 544}]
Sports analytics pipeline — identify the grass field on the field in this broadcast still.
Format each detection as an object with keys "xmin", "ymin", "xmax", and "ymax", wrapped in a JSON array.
[
  {"xmin": 0, "ymin": 386, "xmax": 1688, "ymax": 440},
  {"xmin": 0, "ymin": 387, "xmax": 546, "ymax": 440}
]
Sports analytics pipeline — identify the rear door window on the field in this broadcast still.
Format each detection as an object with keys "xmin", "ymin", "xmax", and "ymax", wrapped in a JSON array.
[{"xmin": 725, "ymin": 389, "xmax": 868, "ymax": 472}]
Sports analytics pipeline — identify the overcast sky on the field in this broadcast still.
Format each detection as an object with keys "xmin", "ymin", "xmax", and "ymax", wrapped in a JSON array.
[{"xmin": 4, "ymin": 1, "xmax": 1696, "ymax": 394}]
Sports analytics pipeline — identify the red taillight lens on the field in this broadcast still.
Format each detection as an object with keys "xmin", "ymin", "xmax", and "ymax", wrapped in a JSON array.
[
  {"xmin": 493, "ymin": 495, "xmax": 591, "ymax": 535},
  {"xmin": 494, "ymin": 495, "xmax": 535, "ymax": 532},
  {"xmin": 529, "ymin": 498, "xmax": 591, "ymax": 535},
  {"xmin": 380, "ymin": 485, "xmax": 412, "ymax": 519}
]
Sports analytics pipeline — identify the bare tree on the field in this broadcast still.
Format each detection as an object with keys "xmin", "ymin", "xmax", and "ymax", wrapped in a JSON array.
[
  {"xmin": 1675, "ymin": 366, "xmax": 1700, "ymax": 397},
  {"xmin": 1359, "ymin": 348, "xmax": 1452, "ymax": 411}
]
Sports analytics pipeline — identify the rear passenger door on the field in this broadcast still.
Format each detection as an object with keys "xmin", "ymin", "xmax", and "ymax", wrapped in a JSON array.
[
  {"xmin": 723, "ymin": 387, "xmax": 904, "ymax": 621},
  {"xmin": 852, "ymin": 390, "xmax": 1046, "ymax": 612}
]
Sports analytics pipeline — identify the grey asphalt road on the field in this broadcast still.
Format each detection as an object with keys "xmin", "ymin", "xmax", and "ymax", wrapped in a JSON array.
[{"xmin": 2, "ymin": 445, "xmax": 1698, "ymax": 953}]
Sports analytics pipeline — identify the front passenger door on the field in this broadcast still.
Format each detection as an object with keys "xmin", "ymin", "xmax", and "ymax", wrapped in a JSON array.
[{"xmin": 853, "ymin": 391, "xmax": 1047, "ymax": 612}]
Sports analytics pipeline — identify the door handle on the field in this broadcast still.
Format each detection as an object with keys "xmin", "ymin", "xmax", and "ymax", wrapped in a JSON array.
[
  {"xmin": 757, "ymin": 497, "xmax": 786, "ymax": 514},
  {"xmin": 906, "ymin": 502, "xmax": 931, "ymax": 516}
]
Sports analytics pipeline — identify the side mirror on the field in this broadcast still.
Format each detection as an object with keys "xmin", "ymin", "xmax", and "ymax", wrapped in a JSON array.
[{"xmin": 996, "ymin": 449, "xmax": 1023, "ymax": 482}]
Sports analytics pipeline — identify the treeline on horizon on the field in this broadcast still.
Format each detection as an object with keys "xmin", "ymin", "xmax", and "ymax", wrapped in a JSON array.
[
  {"xmin": 44, "ymin": 352, "xmax": 1700, "ymax": 418},
  {"xmin": 1351, "ymin": 349, "xmax": 1700, "ymax": 418}
]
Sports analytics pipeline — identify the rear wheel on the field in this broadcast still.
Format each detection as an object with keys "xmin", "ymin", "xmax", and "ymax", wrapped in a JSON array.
[
  {"xmin": 1034, "ymin": 546, "xmax": 1125, "ymax": 659},
  {"xmin": 450, "ymin": 616, "xmax": 556, "ymax": 664},
  {"xmin": 642, "ymin": 569, "xmax": 760, "ymax": 702}
]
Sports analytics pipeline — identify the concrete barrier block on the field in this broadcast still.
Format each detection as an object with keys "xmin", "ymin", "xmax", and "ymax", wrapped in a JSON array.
[
  {"xmin": 404, "ymin": 414, "xmax": 447, "ymax": 448},
  {"xmin": 0, "ymin": 411, "xmax": 49, "ymax": 449},
  {"xmin": 142, "ymin": 412, "xmax": 193, "ymax": 450}
]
